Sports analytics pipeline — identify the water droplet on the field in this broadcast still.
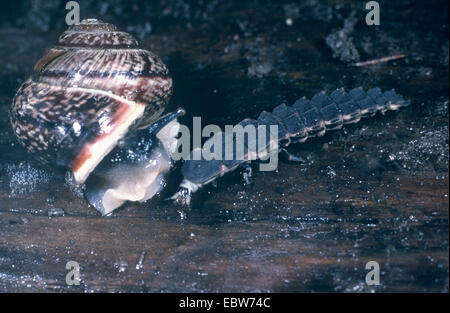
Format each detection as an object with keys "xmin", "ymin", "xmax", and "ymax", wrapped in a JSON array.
[{"xmin": 47, "ymin": 208, "xmax": 65, "ymax": 217}]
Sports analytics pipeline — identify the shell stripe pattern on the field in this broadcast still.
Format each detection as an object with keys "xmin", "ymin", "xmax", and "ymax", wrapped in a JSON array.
[
  {"xmin": 10, "ymin": 19, "xmax": 173, "ymax": 184},
  {"xmin": 11, "ymin": 78, "xmax": 148, "ymax": 182},
  {"xmin": 181, "ymin": 87, "xmax": 409, "ymax": 185},
  {"xmin": 57, "ymin": 19, "xmax": 139, "ymax": 48}
]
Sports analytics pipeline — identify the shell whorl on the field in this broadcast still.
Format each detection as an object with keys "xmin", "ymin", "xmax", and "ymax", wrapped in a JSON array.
[
  {"xmin": 10, "ymin": 19, "xmax": 173, "ymax": 183},
  {"xmin": 57, "ymin": 19, "xmax": 139, "ymax": 48},
  {"xmin": 33, "ymin": 18, "xmax": 171, "ymax": 105}
]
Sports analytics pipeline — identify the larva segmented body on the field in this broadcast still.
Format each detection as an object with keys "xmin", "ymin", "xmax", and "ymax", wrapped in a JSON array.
[{"xmin": 174, "ymin": 87, "xmax": 409, "ymax": 203}]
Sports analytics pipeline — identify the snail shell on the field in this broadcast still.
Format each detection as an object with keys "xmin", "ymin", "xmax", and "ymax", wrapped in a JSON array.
[{"xmin": 10, "ymin": 19, "xmax": 173, "ymax": 184}]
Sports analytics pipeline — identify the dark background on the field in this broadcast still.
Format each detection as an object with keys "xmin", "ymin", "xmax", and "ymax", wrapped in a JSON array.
[{"xmin": 0, "ymin": 0, "xmax": 448, "ymax": 292}]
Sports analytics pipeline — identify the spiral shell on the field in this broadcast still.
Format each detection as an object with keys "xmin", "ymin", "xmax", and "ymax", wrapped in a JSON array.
[{"xmin": 10, "ymin": 19, "xmax": 173, "ymax": 183}]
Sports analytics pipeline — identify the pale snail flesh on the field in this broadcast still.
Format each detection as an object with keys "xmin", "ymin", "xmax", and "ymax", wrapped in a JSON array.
[{"xmin": 10, "ymin": 18, "xmax": 183, "ymax": 215}]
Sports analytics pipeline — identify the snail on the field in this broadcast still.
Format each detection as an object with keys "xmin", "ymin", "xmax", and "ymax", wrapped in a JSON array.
[{"xmin": 10, "ymin": 19, "xmax": 184, "ymax": 215}]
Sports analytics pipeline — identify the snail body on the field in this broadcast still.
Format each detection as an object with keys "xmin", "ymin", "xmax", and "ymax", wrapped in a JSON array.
[{"xmin": 10, "ymin": 19, "xmax": 182, "ymax": 215}]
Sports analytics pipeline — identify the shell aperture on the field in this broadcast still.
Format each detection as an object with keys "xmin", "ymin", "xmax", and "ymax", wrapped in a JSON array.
[{"xmin": 84, "ymin": 109, "xmax": 184, "ymax": 215}]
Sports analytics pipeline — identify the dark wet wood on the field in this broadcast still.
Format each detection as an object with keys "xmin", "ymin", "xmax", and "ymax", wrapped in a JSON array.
[{"xmin": 0, "ymin": 0, "xmax": 448, "ymax": 292}]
